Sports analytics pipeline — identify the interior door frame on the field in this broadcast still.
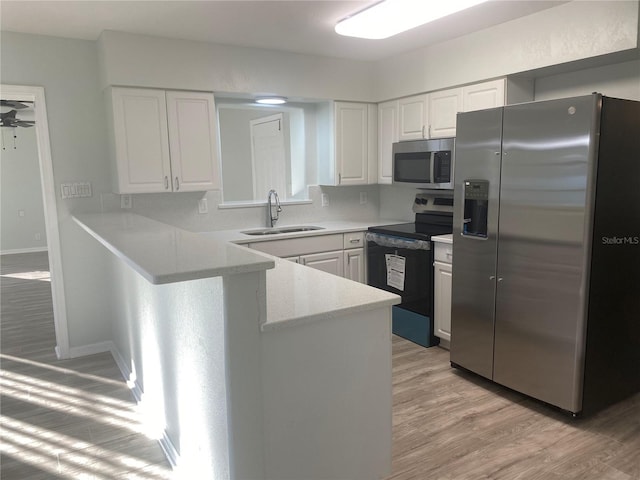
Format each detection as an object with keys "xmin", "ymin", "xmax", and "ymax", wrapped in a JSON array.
[{"xmin": 1, "ymin": 84, "xmax": 69, "ymax": 358}]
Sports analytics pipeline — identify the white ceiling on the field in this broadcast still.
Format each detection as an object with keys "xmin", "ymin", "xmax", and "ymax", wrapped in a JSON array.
[{"xmin": 0, "ymin": 0, "xmax": 567, "ymax": 62}]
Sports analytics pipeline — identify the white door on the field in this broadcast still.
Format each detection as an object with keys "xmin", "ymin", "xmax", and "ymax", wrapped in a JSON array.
[
  {"xmin": 335, "ymin": 102, "xmax": 368, "ymax": 185},
  {"xmin": 111, "ymin": 88, "xmax": 171, "ymax": 193},
  {"xmin": 250, "ymin": 113, "xmax": 287, "ymax": 198},
  {"xmin": 166, "ymin": 91, "xmax": 220, "ymax": 192},
  {"xmin": 429, "ymin": 88, "xmax": 462, "ymax": 138},
  {"xmin": 344, "ymin": 248, "xmax": 365, "ymax": 283},
  {"xmin": 433, "ymin": 260, "xmax": 453, "ymax": 342},
  {"xmin": 398, "ymin": 94, "xmax": 428, "ymax": 141},
  {"xmin": 378, "ymin": 101, "xmax": 398, "ymax": 184},
  {"xmin": 300, "ymin": 251, "xmax": 344, "ymax": 277}
]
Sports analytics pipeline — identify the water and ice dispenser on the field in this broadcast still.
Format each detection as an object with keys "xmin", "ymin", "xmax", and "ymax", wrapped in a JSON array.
[{"xmin": 462, "ymin": 180, "xmax": 489, "ymax": 238}]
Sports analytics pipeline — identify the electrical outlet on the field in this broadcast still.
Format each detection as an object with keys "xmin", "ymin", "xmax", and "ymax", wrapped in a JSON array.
[
  {"xmin": 34, "ymin": 233, "xmax": 42, "ymax": 241},
  {"xmin": 321, "ymin": 193, "xmax": 329, "ymax": 207},
  {"xmin": 18, "ymin": 210, "xmax": 25, "ymax": 217},
  {"xmin": 198, "ymin": 198, "xmax": 208, "ymax": 214},
  {"xmin": 121, "ymin": 194, "xmax": 132, "ymax": 209},
  {"xmin": 360, "ymin": 192, "xmax": 367, "ymax": 204}
]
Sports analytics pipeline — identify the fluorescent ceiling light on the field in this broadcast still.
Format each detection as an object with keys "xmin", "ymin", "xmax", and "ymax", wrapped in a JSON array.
[
  {"xmin": 335, "ymin": 0, "xmax": 489, "ymax": 39},
  {"xmin": 256, "ymin": 96, "xmax": 287, "ymax": 105}
]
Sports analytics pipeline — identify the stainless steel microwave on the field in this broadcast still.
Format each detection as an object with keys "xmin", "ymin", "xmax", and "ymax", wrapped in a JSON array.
[{"xmin": 392, "ymin": 137, "xmax": 455, "ymax": 189}]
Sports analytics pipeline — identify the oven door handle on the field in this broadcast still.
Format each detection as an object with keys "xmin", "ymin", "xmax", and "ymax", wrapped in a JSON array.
[{"xmin": 366, "ymin": 232, "xmax": 431, "ymax": 250}]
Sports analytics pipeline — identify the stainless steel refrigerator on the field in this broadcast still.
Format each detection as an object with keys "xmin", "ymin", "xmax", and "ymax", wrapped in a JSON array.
[{"xmin": 450, "ymin": 94, "xmax": 640, "ymax": 416}]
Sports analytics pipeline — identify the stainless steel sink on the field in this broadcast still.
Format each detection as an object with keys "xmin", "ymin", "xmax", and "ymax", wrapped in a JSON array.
[{"xmin": 241, "ymin": 226, "xmax": 325, "ymax": 236}]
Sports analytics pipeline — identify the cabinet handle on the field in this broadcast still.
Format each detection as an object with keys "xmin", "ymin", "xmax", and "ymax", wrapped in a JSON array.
[
  {"xmin": 489, "ymin": 275, "xmax": 496, "ymax": 280},
  {"xmin": 164, "ymin": 176, "xmax": 169, "ymax": 190},
  {"xmin": 349, "ymin": 239, "xmax": 360, "ymax": 244},
  {"xmin": 497, "ymin": 277, "xmax": 504, "ymax": 282},
  {"xmin": 422, "ymin": 125, "xmax": 426, "ymax": 138},
  {"xmin": 175, "ymin": 177, "xmax": 180, "ymax": 191},
  {"xmin": 338, "ymin": 173, "xmax": 342, "ymax": 184}
]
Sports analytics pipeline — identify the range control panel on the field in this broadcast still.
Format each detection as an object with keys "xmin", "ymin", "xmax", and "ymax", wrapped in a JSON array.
[{"xmin": 412, "ymin": 192, "xmax": 454, "ymax": 214}]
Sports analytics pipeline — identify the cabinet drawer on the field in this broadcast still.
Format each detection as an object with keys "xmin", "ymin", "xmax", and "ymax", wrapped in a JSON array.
[
  {"xmin": 434, "ymin": 242, "xmax": 453, "ymax": 264},
  {"xmin": 343, "ymin": 231, "xmax": 365, "ymax": 249}
]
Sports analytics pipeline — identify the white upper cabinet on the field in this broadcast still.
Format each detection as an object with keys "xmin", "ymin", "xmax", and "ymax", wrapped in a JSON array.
[
  {"xmin": 107, "ymin": 87, "xmax": 220, "ymax": 194},
  {"xmin": 377, "ymin": 100, "xmax": 398, "ymax": 184},
  {"xmin": 398, "ymin": 94, "xmax": 428, "ymax": 141},
  {"xmin": 429, "ymin": 88, "xmax": 463, "ymax": 138},
  {"xmin": 108, "ymin": 88, "xmax": 172, "ymax": 193},
  {"xmin": 320, "ymin": 101, "xmax": 377, "ymax": 186},
  {"xmin": 166, "ymin": 91, "xmax": 220, "ymax": 192},
  {"xmin": 462, "ymin": 79, "xmax": 506, "ymax": 113}
]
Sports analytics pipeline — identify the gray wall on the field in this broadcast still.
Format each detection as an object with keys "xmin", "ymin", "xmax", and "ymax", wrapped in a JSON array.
[
  {"xmin": 0, "ymin": 126, "xmax": 47, "ymax": 253},
  {"xmin": 1, "ymin": 31, "xmax": 115, "ymax": 351}
]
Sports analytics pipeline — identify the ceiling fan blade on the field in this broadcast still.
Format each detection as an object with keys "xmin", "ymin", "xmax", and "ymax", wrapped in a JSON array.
[{"xmin": 1, "ymin": 100, "xmax": 32, "ymax": 109}]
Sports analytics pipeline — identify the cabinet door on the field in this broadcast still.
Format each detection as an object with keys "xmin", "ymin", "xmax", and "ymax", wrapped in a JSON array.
[
  {"xmin": 429, "ymin": 88, "xmax": 462, "ymax": 138},
  {"xmin": 110, "ymin": 88, "xmax": 171, "ymax": 193},
  {"xmin": 398, "ymin": 94, "xmax": 428, "ymax": 141},
  {"xmin": 166, "ymin": 91, "xmax": 220, "ymax": 192},
  {"xmin": 433, "ymin": 260, "xmax": 452, "ymax": 342},
  {"xmin": 335, "ymin": 102, "xmax": 368, "ymax": 185},
  {"xmin": 344, "ymin": 248, "xmax": 365, "ymax": 283},
  {"xmin": 462, "ymin": 80, "xmax": 505, "ymax": 113},
  {"xmin": 300, "ymin": 250, "xmax": 344, "ymax": 277},
  {"xmin": 378, "ymin": 101, "xmax": 398, "ymax": 184}
]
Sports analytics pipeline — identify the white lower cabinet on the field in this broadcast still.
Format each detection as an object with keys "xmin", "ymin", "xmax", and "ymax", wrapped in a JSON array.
[
  {"xmin": 433, "ymin": 238, "xmax": 453, "ymax": 347},
  {"xmin": 300, "ymin": 250, "xmax": 344, "ymax": 276},
  {"xmin": 344, "ymin": 248, "xmax": 365, "ymax": 283},
  {"xmin": 248, "ymin": 231, "xmax": 366, "ymax": 283}
]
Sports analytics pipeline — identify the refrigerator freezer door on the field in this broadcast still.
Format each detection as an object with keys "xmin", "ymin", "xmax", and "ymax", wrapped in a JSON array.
[
  {"xmin": 450, "ymin": 107, "xmax": 503, "ymax": 379},
  {"xmin": 493, "ymin": 95, "xmax": 599, "ymax": 412}
]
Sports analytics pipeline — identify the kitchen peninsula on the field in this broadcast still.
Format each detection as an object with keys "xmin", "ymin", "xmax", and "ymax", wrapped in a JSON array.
[{"xmin": 73, "ymin": 212, "xmax": 400, "ymax": 480}]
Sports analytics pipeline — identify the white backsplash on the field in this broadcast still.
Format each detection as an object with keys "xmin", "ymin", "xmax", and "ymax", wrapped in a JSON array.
[{"xmin": 114, "ymin": 184, "xmax": 383, "ymax": 232}]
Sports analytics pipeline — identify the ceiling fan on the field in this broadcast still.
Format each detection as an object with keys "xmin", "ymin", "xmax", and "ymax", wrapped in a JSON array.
[
  {"xmin": 1, "ymin": 109, "xmax": 35, "ymax": 128},
  {"xmin": 1, "ymin": 99, "xmax": 33, "ymax": 110}
]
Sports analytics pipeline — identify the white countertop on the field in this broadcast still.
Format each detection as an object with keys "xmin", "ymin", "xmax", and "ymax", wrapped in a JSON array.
[
  {"xmin": 74, "ymin": 213, "xmax": 275, "ymax": 284},
  {"xmin": 262, "ymin": 258, "xmax": 400, "ymax": 332},
  {"xmin": 431, "ymin": 233, "xmax": 453, "ymax": 244},
  {"xmin": 75, "ymin": 212, "xmax": 402, "ymax": 328}
]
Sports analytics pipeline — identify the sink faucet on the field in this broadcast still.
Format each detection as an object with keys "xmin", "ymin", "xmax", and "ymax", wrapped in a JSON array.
[{"xmin": 267, "ymin": 189, "xmax": 282, "ymax": 227}]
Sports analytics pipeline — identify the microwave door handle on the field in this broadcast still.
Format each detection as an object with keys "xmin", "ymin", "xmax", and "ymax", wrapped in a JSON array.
[{"xmin": 430, "ymin": 152, "xmax": 435, "ymax": 184}]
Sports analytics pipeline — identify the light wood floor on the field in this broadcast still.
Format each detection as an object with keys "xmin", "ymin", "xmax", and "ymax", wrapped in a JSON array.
[
  {"xmin": 387, "ymin": 335, "xmax": 640, "ymax": 480},
  {"xmin": 2, "ymin": 252, "xmax": 639, "ymax": 479},
  {"xmin": 1, "ymin": 252, "xmax": 172, "ymax": 479}
]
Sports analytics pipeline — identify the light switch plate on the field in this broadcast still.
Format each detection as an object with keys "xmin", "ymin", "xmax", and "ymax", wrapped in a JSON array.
[
  {"xmin": 360, "ymin": 192, "xmax": 367, "ymax": 204},
  {"xmin": 321, "ymin": 193, "xmax": 329, "ymax": 207},
  {"xmin": 61, "ymin": 182, "xmax": 93, "ymax": 199},
  {"xmin": 198, "ymin": 198, "xmax": 208, "ymax": 214}
]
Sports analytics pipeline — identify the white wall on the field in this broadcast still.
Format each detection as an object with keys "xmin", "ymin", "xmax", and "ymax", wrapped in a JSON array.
[
  {"xmin": 534, "ymin": 59, "xmax": 640, "ymax": 101},
  {"xmin": 98, "ymin": 30, "xmax": 377, "ymax": 102},
  {"xmin": 0, "ymin": 32, "xmax": 116, "ymax": 353},
  {"xmin": 374, "ymin": 0, "xmax": 639, "ymax": 101},
  {"xmin": 0, "ymin": 125, "xmax": 48, "ymax": 253}
]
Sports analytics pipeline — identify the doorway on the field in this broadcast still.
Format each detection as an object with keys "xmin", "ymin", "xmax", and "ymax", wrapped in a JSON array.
[{"xmin": 1, "ymin": 84, "xmax": 69, "ymax": 358}]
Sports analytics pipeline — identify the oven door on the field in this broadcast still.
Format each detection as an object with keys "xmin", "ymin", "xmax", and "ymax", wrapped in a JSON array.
[{"xmin": 366, "ymin": 233, "xmax": 433, "ymax": 316}]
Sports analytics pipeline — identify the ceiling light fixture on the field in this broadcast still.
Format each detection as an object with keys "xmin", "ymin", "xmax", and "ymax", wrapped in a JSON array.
[
  {"xmin": 256, "ymin": 96, "xmax": 287, "ymax": 105},
  {"xmin": 335, "ymin": 0, "xmax": 489, "ymax": 40}
]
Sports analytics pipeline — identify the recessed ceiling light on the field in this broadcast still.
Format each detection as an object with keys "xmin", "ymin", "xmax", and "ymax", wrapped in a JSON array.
[
  {"xmin": 335, "ymin": 0, "xmax": 489, "ymax": 40},
  {"xmin": 256, "ymin": 97, "xmax": 287, "ymax": 105}
]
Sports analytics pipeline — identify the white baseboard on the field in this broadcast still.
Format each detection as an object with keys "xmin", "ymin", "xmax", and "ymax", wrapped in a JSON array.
[
  {"xmin": 67, "ymin": 340, "xmax": 113, "ymax": 358},
  {"xmin": 109, "ymin": 344, "xmax": 179, "ymax": 470},
  {"xmin": 1, "ymin": 247, "xmax": 48, "ymax": 255}
]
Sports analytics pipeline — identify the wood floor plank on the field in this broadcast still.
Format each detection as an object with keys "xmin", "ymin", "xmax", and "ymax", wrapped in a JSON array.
[{"xmin": 3, "ymin": 252, "xmax": 639, "ymax": 480}]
